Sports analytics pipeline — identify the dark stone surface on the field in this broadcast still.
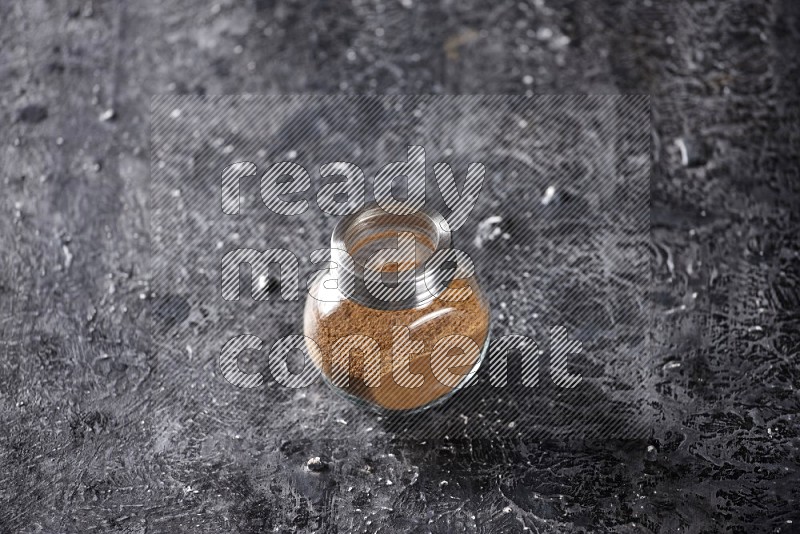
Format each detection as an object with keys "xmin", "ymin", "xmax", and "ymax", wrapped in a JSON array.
[{"xmin": 1, "ymin": 0, "xmax": 798, "ymax": 532}]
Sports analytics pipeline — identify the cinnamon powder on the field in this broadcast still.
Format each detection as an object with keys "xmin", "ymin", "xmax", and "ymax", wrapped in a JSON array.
[{"xmin": 304, "ymin": 276, "xmax": 490, "ymax": 411}]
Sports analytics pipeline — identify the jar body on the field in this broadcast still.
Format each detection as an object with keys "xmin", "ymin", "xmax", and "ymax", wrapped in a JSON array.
[{"xmin": 304, "ymin": 270, "xmax": 490, "ymax": 412}]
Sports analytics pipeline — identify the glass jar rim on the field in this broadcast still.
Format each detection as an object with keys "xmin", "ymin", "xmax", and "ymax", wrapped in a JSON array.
[{"xmin": 329, "ymin": 203, "xmax": 453, "ymax": 310}]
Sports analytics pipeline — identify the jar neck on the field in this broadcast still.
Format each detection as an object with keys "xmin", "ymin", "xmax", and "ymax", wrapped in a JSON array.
[{"xmin": 330, "ymin": 204, "xmax": 452, "ymax": 310}]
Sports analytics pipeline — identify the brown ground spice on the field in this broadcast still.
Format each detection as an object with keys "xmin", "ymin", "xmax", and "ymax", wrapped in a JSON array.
[{"xmin": 304, "ymin": 278, "xmax": 490, "ymax": 411}]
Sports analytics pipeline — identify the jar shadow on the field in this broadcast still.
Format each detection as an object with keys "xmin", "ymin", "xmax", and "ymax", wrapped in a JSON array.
[{"xmin": 372, "ymin": 343, "xmax": 654, "ymax": 446}]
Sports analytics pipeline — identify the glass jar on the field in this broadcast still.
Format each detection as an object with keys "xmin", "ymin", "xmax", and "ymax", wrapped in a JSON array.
[{"xmin": 304, "ymin": 204, "xmax": 491, "ymax": 412}]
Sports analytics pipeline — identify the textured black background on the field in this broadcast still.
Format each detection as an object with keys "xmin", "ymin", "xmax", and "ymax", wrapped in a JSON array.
[{"xmin": 1, "ymin": 0, "xmax": 799, "ymax": 532}]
